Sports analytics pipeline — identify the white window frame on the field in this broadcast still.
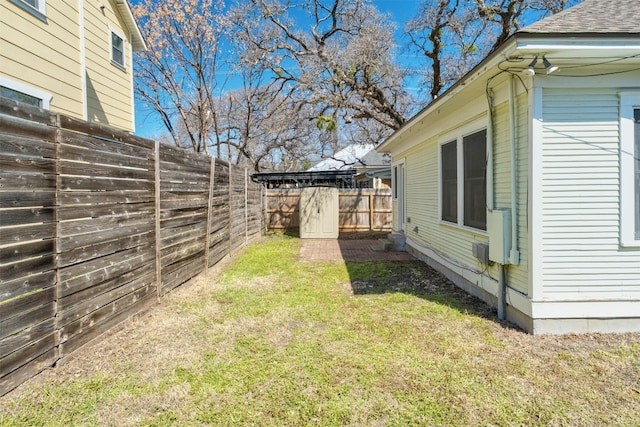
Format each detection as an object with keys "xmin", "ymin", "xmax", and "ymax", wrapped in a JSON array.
[
  {"xmin": 619, "ymin": 92, "xmax": 640, "ymax": 247},
  {"xmin": 0, "ymin": 76, "xmax": 52, "ymax": 109},
  {"xmin": 110, "ymin": 27, "xmax": 126, "ymax": 70},
  {"xmin": 392, "ymin": 159, "xmax": 406, "ymax": 232},
  {"xmin": 438, "ymin": 118, "xmax": 488, "ymax": 233},
  {"xmin": 10, "ymin": 0, "xmax": 46, "ymax": 21}
]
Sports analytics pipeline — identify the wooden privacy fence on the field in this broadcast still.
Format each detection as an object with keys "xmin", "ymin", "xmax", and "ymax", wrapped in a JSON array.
[
  {"xmin": 0, "ymin": 99, "xmax": 263, "ymax": 396},
  {"xmin": 266, "ymin": 188, "xmax": 392, "ymax": 232}
]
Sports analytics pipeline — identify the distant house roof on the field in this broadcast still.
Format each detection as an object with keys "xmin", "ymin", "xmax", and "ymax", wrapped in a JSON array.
[
  {"xmin": 308, "ymin": 144, "xmax": 389, "ymax": 171},
  {"xmin": 519, "ymin": 0, "xmax": 640, "ymax": 35}
]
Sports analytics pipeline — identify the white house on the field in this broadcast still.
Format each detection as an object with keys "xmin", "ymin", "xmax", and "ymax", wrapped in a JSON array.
[
  {"xmin": 309, "ymin": 144, "xmax": 391, "ymax": 189},
  {"xmin": 377, "ymin": 0, "xmax": 640, "ymax": 334}
]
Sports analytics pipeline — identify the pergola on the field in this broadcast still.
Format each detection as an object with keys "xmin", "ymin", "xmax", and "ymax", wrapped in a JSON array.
[{"xmin": 250, "ymin": 170, "xmax": 356, "ymax": 189}]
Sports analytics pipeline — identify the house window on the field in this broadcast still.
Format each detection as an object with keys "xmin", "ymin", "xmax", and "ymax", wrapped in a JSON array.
[
  {"xmin": 111, "ymin": 30, "xmax": 125, "ymax": 69},
  {"xmin": 392, "ymin": 167, "xmax": 397, "ymax": 199},
  {"xmin": 1, "ymin": 86, "xmax": 41, "ymax": 107},
  {"xmin": 619, "ymin": 93, "xmax": 640, "ymax": 247},
  {"xmin": 10, "ymin": 0, "xmax": 46, "ymax": 20},
  {"xmin": 463, "ymin": 130, "xmax": 487, "ymax": 230},
  {"xmin": 441, "ymin": 141, "xmax": 458, "ymax": 223},
  {"xmin": 635, "ymin": 108, "xmax": 640, "ymax": 240},
  {"xmin": 0, "ymin": 77, "xmax": 52, "ymax": 109},
  {"xmin": 440, "ymin": 128, "xmax": 487, "ymax": 231}
]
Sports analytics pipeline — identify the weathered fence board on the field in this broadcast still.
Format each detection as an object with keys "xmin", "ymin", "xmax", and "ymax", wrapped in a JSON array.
[
  {"xmin": 0, "ymin": 99, "xmax": 263, "ymax": 396},
  {"xmin": 0, "ymin": 302, "xmax": 56, "ymax": 343},
  {"xmin": 59, "ymin": 130, "xmax": 152, "ymax": 158},
  {"xmin": 0, "ymin": 111, "xmax": 58, "ymax": 397},
  {"xmin": 0, "ymin": 270, "xmax": 55, "ymax": 304},
  {"xmin": 0, "ymin": 208, "xmax": 55, "ymax": 227}
]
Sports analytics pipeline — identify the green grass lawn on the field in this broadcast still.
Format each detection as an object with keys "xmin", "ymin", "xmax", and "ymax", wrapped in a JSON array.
[{"xmin": 1, "ymin": 235, "xmax": 639, "ymax": 426}]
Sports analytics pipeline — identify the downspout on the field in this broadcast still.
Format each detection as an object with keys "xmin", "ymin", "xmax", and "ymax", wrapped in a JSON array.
[
  {"xmin": 509, "ymin": 75, "xmax": 520, "ymax": 266},
  {"xmin": 79, "ymin": 0, "xmax": 87, "ymax": 121},
  {"xmin": 486, "ymin": 88, "xmax": 494, "ymax": 211},
  {"xmin": 488, "ymin": 86, "xmax": 506, "ymax": 321}
]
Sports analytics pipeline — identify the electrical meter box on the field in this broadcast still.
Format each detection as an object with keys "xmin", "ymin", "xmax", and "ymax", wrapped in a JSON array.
[
  {"xmin": 299, "ymin": 187, "xmax": 339, "ymax": 239},
  {"xmin": 487, "ymin": 208, "xmax": 512, "ymax": 264}
]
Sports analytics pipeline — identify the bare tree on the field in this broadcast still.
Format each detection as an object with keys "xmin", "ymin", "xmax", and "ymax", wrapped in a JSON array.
[
  {"xmin": 232, "ymin": 0, "xmax": 415, "ymax": 134},
  {"xmin": 215, "ymin": 82, "xmax": 331, "ymax": 172},
  {"xmin": 132, "ymin": 0, "xmax": 228, "ymax": 154},
  {"xmin": 406, "ymin": 0, "xmax": 578, "ymax": 101},
  {"xmin": 406, "ymin": 0, "xmax": 488, "ymax": 100}
]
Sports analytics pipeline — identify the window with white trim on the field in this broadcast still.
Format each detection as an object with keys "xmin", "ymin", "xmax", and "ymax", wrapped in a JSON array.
[
  {"xmin": 10, "ymin": 0, "xmax": 46, "ymax": 20},
  {"xmin": 463, "ymin": 130, "xmax": 487, "ymax": 229},
  {"xmin": 440, "ymin": 128, "xmax": 487, "ymax": 231},
  {"xmin": 619, "ymin": 93, "xmax": 640, "ymax": 247},
  {"xmin": 0, "ymin": 77, "xmax": 52, "ymax": 109},
  {"xmin": 441, "ymin": 140, "xmax": 457, "ymax": 223},
  {"xmin": 110, "ymin": 30, "xmax": 125, "ymax": 69},
  {"xmin": 635, "ymin": 109, "xmax": 640, "ymax": 240}
]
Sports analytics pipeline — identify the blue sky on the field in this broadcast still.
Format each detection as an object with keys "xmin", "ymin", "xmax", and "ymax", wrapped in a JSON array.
[
  {"xmin": 134, "ymin": 0, "xmax": 424, "ymax": 137},
  {"xmin": 374, "ymin": 0, "xmax": 420, "ymax": 33},
  {"xmin": 134, "ymin": 0, "xmax": 572, "ymax": 137}
]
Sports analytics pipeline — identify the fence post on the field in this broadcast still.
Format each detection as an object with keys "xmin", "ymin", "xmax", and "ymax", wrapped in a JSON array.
[
  {"xmin": 205, "ymin": 157, "xmax": 215, "ymax": 271},
  {"xmin": 53, "ymin": 113, "xmax": 62, "ymax": 363},
  {"xmin": 228, "ymin": 164, "xmax": 232, "ymax": 255},
  {"xmin": 245, "ymin": 168, "xmax": 248, "ymax": 244},
  {"xmin": 369, "ymin": 192, "xmax": 374, "ymax": 231},
  {"xmin": 154, "ymin": 140, "xmax": 161, "ymax": 299}
]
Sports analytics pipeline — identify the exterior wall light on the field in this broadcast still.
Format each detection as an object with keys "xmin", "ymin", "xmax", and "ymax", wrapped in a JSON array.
[
  {"xmin": 543, "ymin": 56, "xmax": 559, "ymax": 74},
  {"xmin": 522, "ymin": 57, "xmax": 537, "ymax": 76}
]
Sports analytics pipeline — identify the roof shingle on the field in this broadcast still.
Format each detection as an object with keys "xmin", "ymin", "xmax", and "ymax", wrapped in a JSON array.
[{"xmin": 519, "ymin": 0, "xmax": 640, "ymax": 35}]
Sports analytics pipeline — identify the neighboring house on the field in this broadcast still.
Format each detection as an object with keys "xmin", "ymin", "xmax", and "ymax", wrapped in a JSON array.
[
  {"xmin": 309, "ymin": 144, "xmax": 392, "ymax": 189},
  {"xmin": 377, "ymin": 0, "xmax": 640, "ymax": 334},
  {"xmin": 0, "ymin": 0, "xmax": 146, "ymax": 132}
]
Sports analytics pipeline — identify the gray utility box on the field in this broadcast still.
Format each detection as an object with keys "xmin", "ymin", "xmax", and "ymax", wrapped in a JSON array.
[
  {"xmin": 487, "ymin": 208, "xmax": 512, "ymax": 264},
  {"xmin": 299, "ymin": 187, "xmax": 339, "ymax": 239}
]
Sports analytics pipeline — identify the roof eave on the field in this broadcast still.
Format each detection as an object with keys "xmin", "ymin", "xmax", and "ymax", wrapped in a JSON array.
[
  {"xmin": 514, "ymin": 32, "xmax": 640, "ymax": 52},
  {"xmin": 377, "ymin": 38, "xmax": 518, "ymax": 153},
  {"xmin": 115, "ymin": 0, "xmax": 147, "ymax": 52}
]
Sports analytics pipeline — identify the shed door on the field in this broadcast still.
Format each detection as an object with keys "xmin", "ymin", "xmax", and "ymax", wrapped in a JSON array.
[{"xmin": 299, "ymin": 187, "xmax": 339, "ymax": 239}]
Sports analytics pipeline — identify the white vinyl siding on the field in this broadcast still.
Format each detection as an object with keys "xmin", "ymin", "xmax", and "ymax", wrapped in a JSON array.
[{"xmin": 540, "ymin": 88, "xmax": 640, "ymax": 298}]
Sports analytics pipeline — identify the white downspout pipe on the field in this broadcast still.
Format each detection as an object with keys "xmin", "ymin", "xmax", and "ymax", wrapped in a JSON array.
[
  {"xmin": 487, "ymin": 89, "xmax": 507, "ymax": 320},
  {"xmin": 488, "ymin": 87, "xmax": 506, "ymax": 321},
  {"xmin": 486, "ymin": 88, "xmax": 494, "ymax": 211},
  {"xmin": 509, "ymin": 75, "xmax": 520, "ymax": 265}
]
